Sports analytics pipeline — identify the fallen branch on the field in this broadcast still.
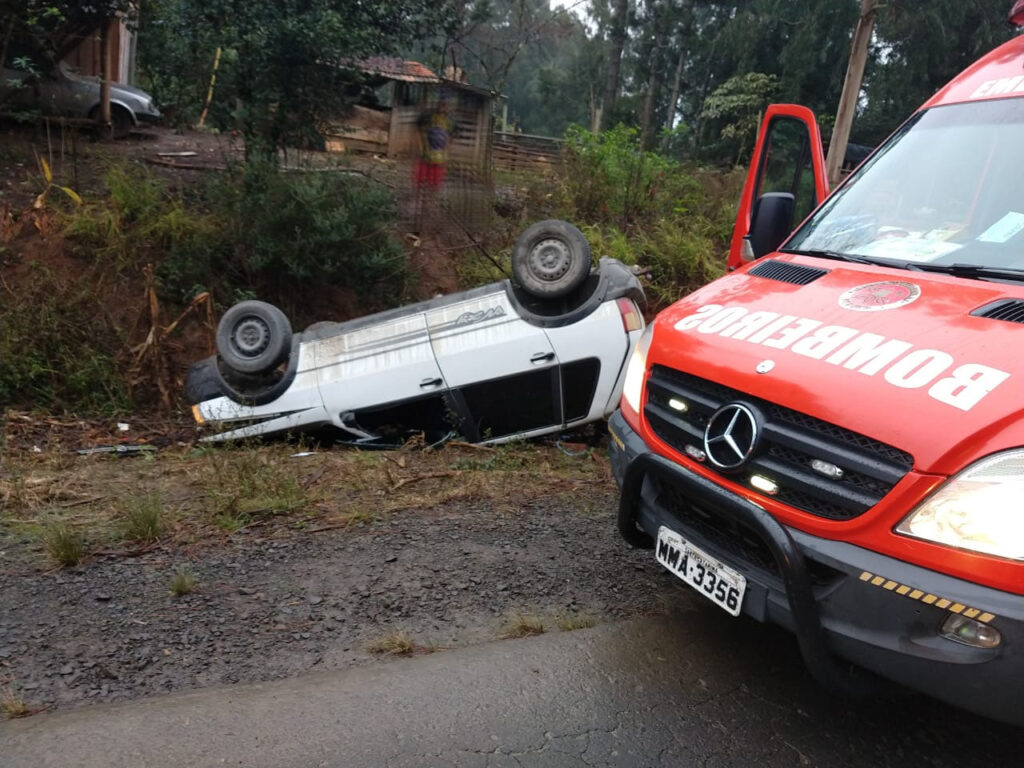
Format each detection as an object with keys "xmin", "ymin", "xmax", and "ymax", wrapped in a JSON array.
[
  {"xmin": 444, "ymin": 441, "xmax": 496, "ymax": 452},
  {"xmin": 306, "ymin": 521, "xmax": 354, "ymax": 534},
  {"xmin": 57, "ymin": 496, "xmax": 106, "ymax": 509},
  {"xmin": 390, "ymin": 471, "xmax": 457, "ymax": 491},
  {"xmin": 90, "ymin": 541, "xmax": 163, "ymax": 558},
  {"xmin": 301, "ymin": 465, "xmax": 328, "ymax": 490}
]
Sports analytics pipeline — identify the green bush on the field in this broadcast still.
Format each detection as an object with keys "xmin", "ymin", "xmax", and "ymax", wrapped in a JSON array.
[
  {"xmin": 1, "ymin": 160, "xmax": 408, "ymax": 415},
  {"xmin": 0, "ymin": 261, "xmax": 128, "ymax": 414},
  {"xmin": 159, "ymin": 161, "xmax": 407, "ymax": 305},
  {"xmin": 560, "ymin": 124, "xmax": 676, "ymax": 227},
  {"xmin": 60, "ymin": 161, "xmax": 407, "ymax": 306},
  {"xmin": 545, "ymin": 126, "xmax": 744, "ymax": 307}
]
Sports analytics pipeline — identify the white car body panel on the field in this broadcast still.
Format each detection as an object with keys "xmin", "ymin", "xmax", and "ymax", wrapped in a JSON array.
[
  {"xmin": 543, "ymin": 301, "xmax": 640, "ymax": 421},
  {"xmin": 187, "ymin": 258, "xmax": 646, "ymax": 444},
  {"xmin": 426, "ymin": 291, "xmax": 556, "ymax": 387},
  {"xmin": 315, "ymin": 312, "xmax": 444, "ymax": 427}
]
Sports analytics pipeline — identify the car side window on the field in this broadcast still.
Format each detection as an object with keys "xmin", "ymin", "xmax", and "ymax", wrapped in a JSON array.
[{"xmin": 756, "ymin": 117, "xmax": 818, "ymax": 226}]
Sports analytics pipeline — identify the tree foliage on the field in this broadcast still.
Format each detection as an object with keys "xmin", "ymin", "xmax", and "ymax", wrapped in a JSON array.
[
  {"xmin": 14, "ymin": 0, "xmax": 1014, "ymax": 164},
  {"xmin": 700, "ymin": 72, "xmax": 778, "ymax": 163},
  {"xmin": 136, "ymin": 0, "xmax": 455, "ymax": 154},
  {"xmin": 477, "ymin": 0, "xmax": 1019, "ymax": 165}
]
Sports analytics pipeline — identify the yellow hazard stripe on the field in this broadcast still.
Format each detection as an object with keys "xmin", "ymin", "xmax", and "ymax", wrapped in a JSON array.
[
  {"xmin": 608, "ymin": 424, "xmax": 625, "ymax": 451},
  {"xmin": 859, "ymin": 571, "xmax": 997, "ymax": 623}
]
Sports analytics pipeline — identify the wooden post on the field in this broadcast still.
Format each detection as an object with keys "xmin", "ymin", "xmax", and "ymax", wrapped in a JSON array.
[
  {"xmin": 198, "ymin": 47, "xmax": 222, "ymax": 128},
  {"xmin": 99, "ymin": 20, "xmax": 113, "ymax": 139},
  {"xmin": 825, "ymin": 0, "xmax": 879, "ymax": 186}
]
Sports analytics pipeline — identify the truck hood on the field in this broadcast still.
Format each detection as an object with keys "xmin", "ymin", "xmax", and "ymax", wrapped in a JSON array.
[{"xmin": 651, "ymin": 254, "xmax": 1024, "ymax": 474}]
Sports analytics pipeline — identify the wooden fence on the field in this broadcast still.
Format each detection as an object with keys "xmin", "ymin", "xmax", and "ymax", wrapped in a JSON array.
[{"xmin": 492, "ymin": 132, "xmax": 564, "ymax": 174}]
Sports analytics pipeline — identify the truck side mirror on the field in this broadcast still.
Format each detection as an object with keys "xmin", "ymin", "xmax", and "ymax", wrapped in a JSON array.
[{"xmin": 747, "ymin": 192, "xmax": 795, "ymax": 260}]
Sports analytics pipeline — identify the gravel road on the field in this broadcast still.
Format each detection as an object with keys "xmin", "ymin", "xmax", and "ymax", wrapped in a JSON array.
[{"xmin": 0, "ymin": 488, "xmax": 669, "ymax": 713}]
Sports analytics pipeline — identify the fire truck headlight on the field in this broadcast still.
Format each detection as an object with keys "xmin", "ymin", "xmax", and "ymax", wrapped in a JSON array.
[
  {"xmin": 897, "ymin": 450, "xmax": 1024, "ymax": 561},
  {"xmin": 621, "ymin": 324, "xmax": 653, "ymax": 415}
]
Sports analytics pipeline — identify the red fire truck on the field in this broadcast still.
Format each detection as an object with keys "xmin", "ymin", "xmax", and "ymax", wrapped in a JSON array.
[{"xmin": 610, "ymin": 4, "xmax": 1024, "ymax": 724}]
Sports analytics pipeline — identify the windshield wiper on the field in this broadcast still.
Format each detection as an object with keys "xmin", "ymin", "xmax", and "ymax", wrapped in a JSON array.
[
  {"xmin": 903, "ymin": 262, "xmax": 1024, "ymax": 282},
  {"xmin": 780, "ymin": 248, "xmax": 875, "ymax": 264}
]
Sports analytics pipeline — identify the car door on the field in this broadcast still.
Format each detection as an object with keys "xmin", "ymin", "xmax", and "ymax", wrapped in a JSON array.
[
  {"xmin": 313, "ymin": 311, "xmax": 449, "ymax": 438},
  {"xmin": 728, "ymin": 104, "xmax": 829, "ymax": 270},
  {"xmin": 426, "ymin": 290, "xmax": 560, "ymax": 442}
]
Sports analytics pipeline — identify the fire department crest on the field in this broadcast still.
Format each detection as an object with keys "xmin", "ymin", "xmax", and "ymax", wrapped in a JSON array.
[{"xmin": 839, "ymin": 281, "xmax": 921, "ymax": 312}]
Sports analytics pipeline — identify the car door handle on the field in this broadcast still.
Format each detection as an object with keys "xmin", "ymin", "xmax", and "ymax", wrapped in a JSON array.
[
  {"xmin": 530, "ymin": 352, "xmax": 555, "ymax": 364},
  {"xmin": 420, "ymin": 377, "xmax": 443, "ymax": 388}
]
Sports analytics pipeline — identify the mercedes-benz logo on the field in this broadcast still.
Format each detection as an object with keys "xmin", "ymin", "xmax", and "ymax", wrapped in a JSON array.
[{"xmin": 703, "ymin": 404, "xmax": 759, "ymax": 471}]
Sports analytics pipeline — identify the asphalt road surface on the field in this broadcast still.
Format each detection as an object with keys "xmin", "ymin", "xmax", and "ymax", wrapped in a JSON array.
[{"xmin": 2, "ymin": 597, "xmax": 1019, "ymax": 768}]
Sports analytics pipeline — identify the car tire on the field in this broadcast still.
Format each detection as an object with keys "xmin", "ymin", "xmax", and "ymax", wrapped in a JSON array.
[
  {"xmin": 512, "ymin": 220, "xmax": 592, "ymax": 300},
  {"xmin": 89, "ymin": 105, "xmax": 134, "ymax": 139},
  {"xmin": 216, "ymin": 300, "xmax": 292, "ymax": 375}
]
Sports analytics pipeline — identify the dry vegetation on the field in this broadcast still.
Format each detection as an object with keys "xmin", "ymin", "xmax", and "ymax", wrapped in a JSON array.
[
  {"xmin": 364, "ymin": 632, "xmax": 418, "ymax": 656},
  {"xmin": 500, "ymin": 614, "xmax": 546, "ymax": 639},
  {"xmin": 1, "ymin": 685, "xmax": 30, "ymax": 719},
  {"xmin": 0, "ymin": 418, "xmax": 610, "ymax": 569}
]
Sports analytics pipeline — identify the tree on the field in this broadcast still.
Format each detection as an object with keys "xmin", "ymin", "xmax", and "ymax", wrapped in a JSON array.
[
  {"xmin": 700, "ymin": 71, "xmax": 778, "ymax": 164},
  {"xmin": 600, "ymin": 0, "xmax": 629, "ymax": 129},
  {"xmin": 137, "ymin": 0, "xmax": 454, "ymax": 156},
  {"xmin": 857, "ymin": 0, "xmax": 1017, "ymax": 145},
  {"xmin": 443, "ymin": 0, "xmax": 573, "ymax": 100}
]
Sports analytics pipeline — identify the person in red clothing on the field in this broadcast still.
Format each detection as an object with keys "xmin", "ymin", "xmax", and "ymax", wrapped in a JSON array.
[{"xmin": 413, "ymin": 93, "xmax": 456, "ymax": 233}]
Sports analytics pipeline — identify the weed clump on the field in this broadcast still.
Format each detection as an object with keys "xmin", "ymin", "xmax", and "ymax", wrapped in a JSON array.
[
  {"xmin": 43, "ymin": 523, "xmax": 85, "ymax": 567},
  {"xmin": 557, "ymin": 613, "xmax": 597, "ymax": 631},
  {"xmin": 117, "ymin": 492, "xmax": 166, "ymax": 543},
  {"xmin": 1, "ymin": 685, "xmax": 29, "ymax": 718},
  {"xmin": 365, "ymin": 632, "xmax": 417, "ymax": 656},
  {"xmin": 168, "ymin": 566, "xmax": 197, "ymax": 596},
  {"xmin": 500, "ymin": 614, "xmax": 545, "ymax": 639}
]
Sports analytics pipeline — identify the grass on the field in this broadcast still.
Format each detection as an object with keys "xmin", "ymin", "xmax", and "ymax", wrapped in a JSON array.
[
  {"xmin": 117, "ymin": 492, "xmax": 165, "ymax": 543},
  {"xmin": 365, "ymin": 632, "xmax": 416, "ymax": 656},
  {"xmin": 1, "ymin": 420, "xmax": 609, "ymax": 565},
  {"xmin": 198, "ymin": 444, "xmax": 309, "ymax": 529},
  {"xmin": 43, "ymin": 523, "xmax": 84, "ymax": 567},
  {"xmin": 557, "ymin": 613, "xmax": 597, "ymax": 631},
  {"xmin": 168, "ymin": 566, "xmax": 197, "ymax": 596},
  {"xmin": 500, "ymin": 614, "xmax": 545, "ymax": 639},
  {"xmin": 1, "ymin": 686, "xmax": 29, "ymax": 718}
]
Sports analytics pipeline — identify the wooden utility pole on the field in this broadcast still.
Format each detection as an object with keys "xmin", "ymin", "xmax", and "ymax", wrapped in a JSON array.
[
  {"xmin": 825, "ymin": 0, "xmax": 879, "ymax": 186},
  {"xmin": 99, "ymin": 20, "xmax": 113, "ymax": 139}
]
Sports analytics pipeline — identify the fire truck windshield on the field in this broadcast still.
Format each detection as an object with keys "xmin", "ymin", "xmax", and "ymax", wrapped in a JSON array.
[{"xmin": 785, "ymin": 97, "xmax": 1024, "ymax": 273}]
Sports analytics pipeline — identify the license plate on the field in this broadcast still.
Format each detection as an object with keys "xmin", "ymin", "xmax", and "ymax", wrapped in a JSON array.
[{"xmin": 655, "ymin": 526, "xmax": 746, "ymax": 616}]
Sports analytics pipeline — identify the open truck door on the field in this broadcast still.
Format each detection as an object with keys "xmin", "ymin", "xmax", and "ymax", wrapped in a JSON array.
[{"xmin": 728, "ymin": 105, "xmax": 829, "ymax": 271}]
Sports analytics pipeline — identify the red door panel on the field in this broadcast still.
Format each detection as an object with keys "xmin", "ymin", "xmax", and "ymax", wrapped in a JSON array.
[{"xmin": 728, "ymin": 104, "xmax": 829, "ymax": 271}]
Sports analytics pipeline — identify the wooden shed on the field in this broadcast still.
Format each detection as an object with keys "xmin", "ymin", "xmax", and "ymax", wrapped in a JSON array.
[
  {"xmin": 321, "ymin": 58, "xmax": 494, "ymax": 170},
  {"xmin": 61, "ymin": 15, "xmax": 137, "ymax": 84}
]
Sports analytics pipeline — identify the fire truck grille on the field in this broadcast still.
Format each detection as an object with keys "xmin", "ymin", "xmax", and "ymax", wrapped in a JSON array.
[
  {"xmin": 652, "ymin": 472, "xmax": 843, "ymax": 587},
  {"xmin": 644, "ymin": 366, "xmax": 914, "ymax": 521}
]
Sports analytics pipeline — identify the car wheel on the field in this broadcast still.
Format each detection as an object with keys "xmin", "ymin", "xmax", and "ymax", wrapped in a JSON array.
[
  {"xmin": 89, "ymin": 105, "xmax": 134, "ymax": 139},
  {"xmin": 216, "ymin": 300, "xmax": 292, "ymax": 375},
  {"xmin": 512, "ymin": 220, "xmax": 592, "ymax": 299}
]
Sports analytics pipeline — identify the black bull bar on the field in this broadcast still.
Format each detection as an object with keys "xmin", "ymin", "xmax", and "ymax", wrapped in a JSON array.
[{"xmin": 617, "ymin": 451, "xmax": 878, "ymax": 697}]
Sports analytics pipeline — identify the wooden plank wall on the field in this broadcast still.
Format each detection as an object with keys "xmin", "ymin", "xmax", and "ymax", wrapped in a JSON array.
[{"xmin": 492, "ymin": 132, "xmax": 564, "ymax": 174}]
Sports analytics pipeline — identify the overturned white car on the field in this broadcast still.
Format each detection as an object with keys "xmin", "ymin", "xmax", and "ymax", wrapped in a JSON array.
[{"xmin": 186, "ymin": 221, "xmax": 645, "ymax": 444}]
